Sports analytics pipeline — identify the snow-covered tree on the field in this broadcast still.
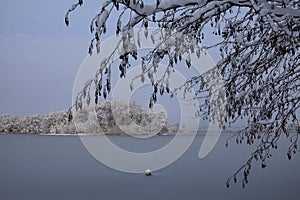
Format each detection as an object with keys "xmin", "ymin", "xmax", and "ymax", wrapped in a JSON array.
[
  {"xmin": 0, "ymin": 101, "xmax": 167, "ymax": 136},
  {"xmin": 66, "ymin": 0, "xmax": 299, "ymax": 187},
  {"xmin": 73, "ymin": 100, "xmax": 167, "ymax": 135},
  {"xmin": 0, "ymin": 114, "xmax": 21, "ymax": 133}
]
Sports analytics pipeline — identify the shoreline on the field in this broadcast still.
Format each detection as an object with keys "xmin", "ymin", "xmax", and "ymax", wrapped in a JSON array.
[
  {"xmin": 0, "ymin": 130, "xmax": 240, "ymax": 136},
  {"xmin": 0, "ymin": 132, "xmax": 176, "ymax": 136}
]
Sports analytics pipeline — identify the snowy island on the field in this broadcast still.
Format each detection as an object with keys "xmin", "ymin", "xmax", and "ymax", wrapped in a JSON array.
[{"xmin": 0, "ymin": 100, "xmax": 182, "ymax": 135}]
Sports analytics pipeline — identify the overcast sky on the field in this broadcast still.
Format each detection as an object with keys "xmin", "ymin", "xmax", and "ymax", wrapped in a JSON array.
[
  {"xmin": 0, "ymin": 0, "xmax": 221, "ymax": 125},
  {"xmin": 0, "ymin": 0, "xmax": 105, "ymax": 116}
]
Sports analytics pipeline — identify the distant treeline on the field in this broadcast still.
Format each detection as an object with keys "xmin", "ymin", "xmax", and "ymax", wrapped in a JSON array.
[{"xmin": 0, "ymin": 100, "xmax": 174, "ymax": 135}]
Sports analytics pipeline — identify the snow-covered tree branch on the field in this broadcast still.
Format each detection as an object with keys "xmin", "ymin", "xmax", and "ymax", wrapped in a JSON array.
[{"xmin": 66, "ymin": 0, "xmax": 299, "ymax": 187}]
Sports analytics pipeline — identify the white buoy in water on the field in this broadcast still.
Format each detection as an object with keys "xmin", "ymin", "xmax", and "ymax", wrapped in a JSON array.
[{"xmin": 145, "ymin": 169, "xmax": 152, "ymax": 176}]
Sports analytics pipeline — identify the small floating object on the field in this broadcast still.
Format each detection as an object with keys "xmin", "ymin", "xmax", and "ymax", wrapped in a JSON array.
[{"xmin": 145, "ymin": 169, "xmax": 152, "ymax": 176}]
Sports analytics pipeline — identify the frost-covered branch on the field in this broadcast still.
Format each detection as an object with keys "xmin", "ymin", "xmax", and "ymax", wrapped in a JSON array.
[{"xmin": 66, "ymin": 0, "xmax": 300, "ymax": 187}]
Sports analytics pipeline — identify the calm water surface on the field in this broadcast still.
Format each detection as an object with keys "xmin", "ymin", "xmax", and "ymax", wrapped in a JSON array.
[{"xmin": 0, "ymin": 133, "xmax": 299, "ymax": 200}]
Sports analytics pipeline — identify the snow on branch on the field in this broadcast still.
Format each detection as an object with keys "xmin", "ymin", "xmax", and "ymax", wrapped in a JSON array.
[{"xmin": 65, "ymin": 0, "xmax": 300, "ymax": 187}]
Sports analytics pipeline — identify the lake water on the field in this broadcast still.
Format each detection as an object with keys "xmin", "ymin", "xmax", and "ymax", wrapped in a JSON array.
[{"xmin": 0, "ymin": 133, "xmax": 299, "ymax": 200}]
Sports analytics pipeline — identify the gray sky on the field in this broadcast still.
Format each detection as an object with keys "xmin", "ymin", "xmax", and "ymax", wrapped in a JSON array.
[
  {"xmin": 0, "ymin": 0, "xmax": 104, "ymax": 116},
  {"xmin": 0, "ymin": 0, "xmax": 220, "ymax": 126}
]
